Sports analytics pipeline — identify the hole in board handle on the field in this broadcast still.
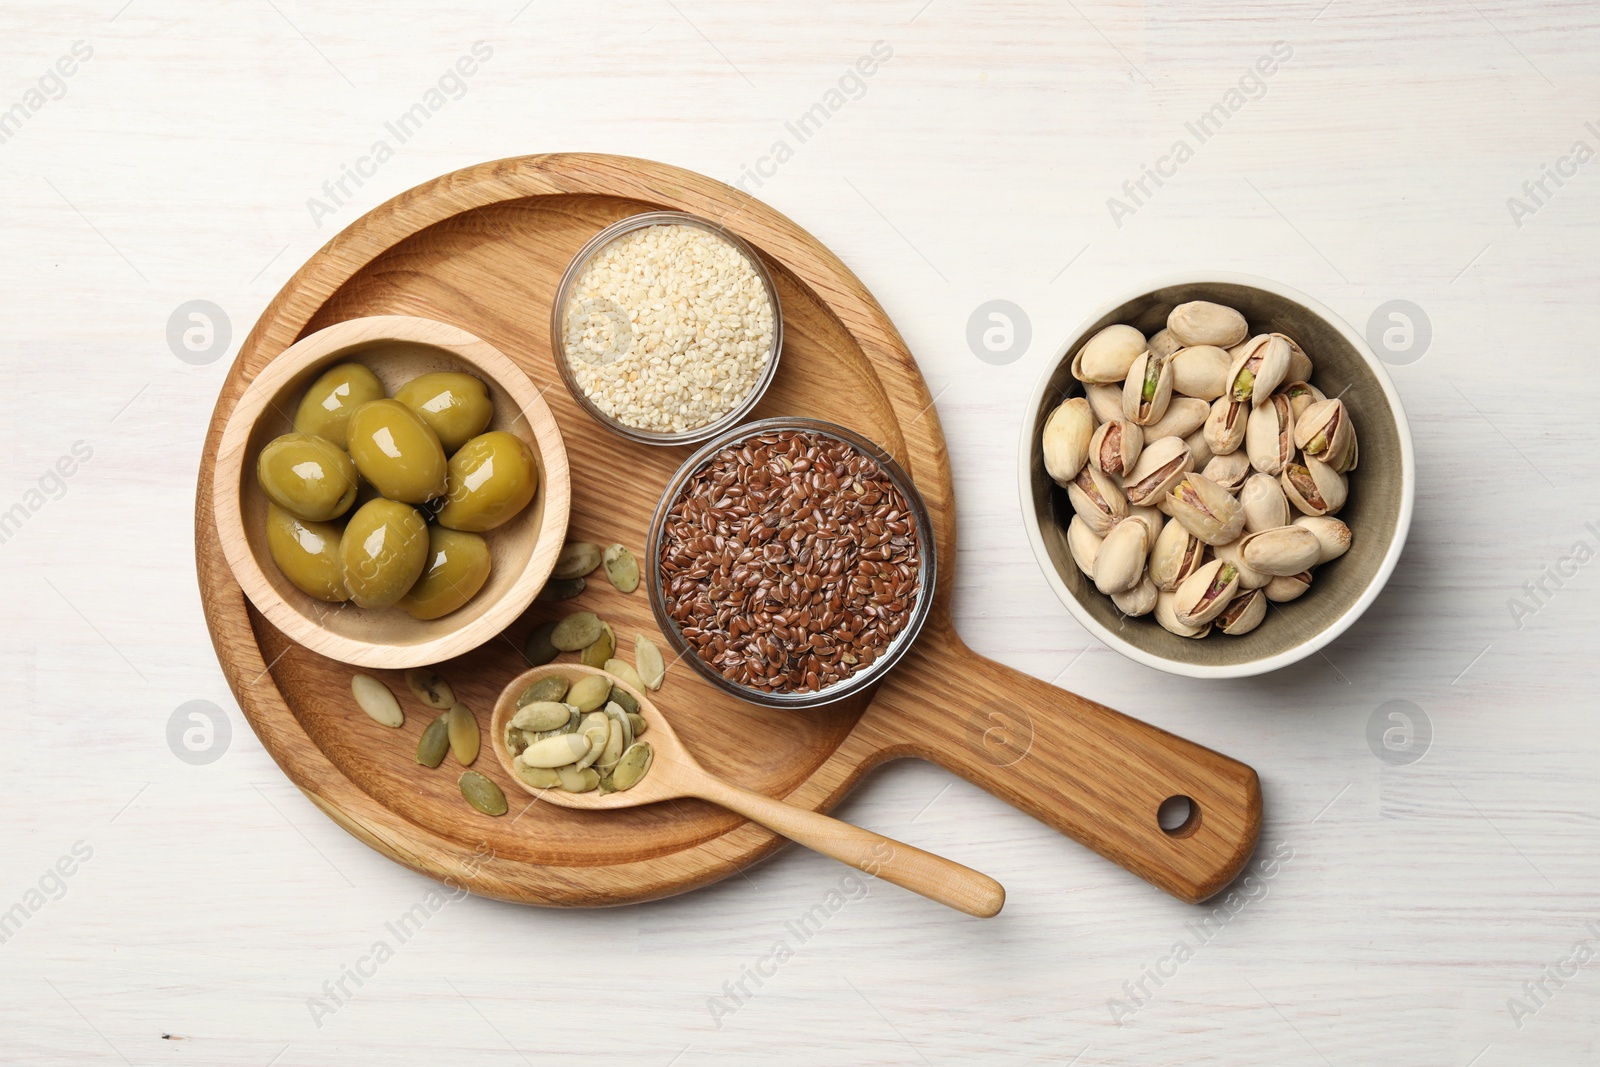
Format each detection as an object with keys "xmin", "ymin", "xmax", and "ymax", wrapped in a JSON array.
[{"xmin": 1158, "ymin": 794, "xmax": 1200, "ymax": 838}]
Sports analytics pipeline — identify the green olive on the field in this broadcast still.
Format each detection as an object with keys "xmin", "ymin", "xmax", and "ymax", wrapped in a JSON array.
[
  {"xmin": 394, "ymin": 372, "xmax": 493, "ymax": 454},
  {"xmin": 398, "ymin": 527, "xmax": 492, "ymax": 620},
  {"xmin": 338, "ymin": 498, "xmax": 429, "ymax": 609},
  {"xmin": 265, "ymin": 503, "xmax": 349, "ymax": 602},
  {"xmin": 293, "ymin": 363, "xmax": 385, "ymax": 448},
  {"xmin": 256, "ymin": 432, "xmax": 358, "ymax": 522},
  {"xmin": 345, "ymin": 399, "xmax": 448, "ymax": 504},
  {"xmin": 435, "ymin": 431, "xmax": 539, "ymax": 533}
]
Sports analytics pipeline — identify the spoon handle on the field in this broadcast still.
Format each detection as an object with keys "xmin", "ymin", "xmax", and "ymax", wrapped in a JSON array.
[{"xmin": 691, "ymin": 775, "xmax": 1005, "ymax": 917}]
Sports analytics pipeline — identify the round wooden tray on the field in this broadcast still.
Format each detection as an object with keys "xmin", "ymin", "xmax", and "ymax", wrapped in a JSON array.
[{"xmin": 195, "ymin": 154, "xmax": 1262, "ymax": 907}]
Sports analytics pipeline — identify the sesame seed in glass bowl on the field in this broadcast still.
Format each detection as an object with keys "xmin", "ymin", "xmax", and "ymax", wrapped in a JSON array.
[{"xmin": 551, "ymin": 211, "xmax": 783, "ymax": 446}]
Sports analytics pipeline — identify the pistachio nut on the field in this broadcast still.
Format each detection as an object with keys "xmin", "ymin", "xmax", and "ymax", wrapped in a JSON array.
[
  {"xmin": 1067, "ymin": 464, "xmax": 1129, "ymax": 537},
  {"xmin": 1121, "ymin": 350, "xmax": 1174, "ymax": 426},
  {"xmin": 1240, "ymin": 525, "xmax": 1322, "ymax": 577},
  {"xmin": 1160, "ymin": 473, "xmax": 1244, "ymax": 546},
  {"xmin": 1264, "ymin": 570, "xmax": 1313, "ymax": 602},
  {"xmin": 1042, "ymin": 396, "xmax": 1096, "ymax": 485},
  {"xmin": 1085, "ymin": 382, "xmax": 1125, "ymax": 424},
  {"xmin": 1281, "ymin": 380, "xmax": 1326, "ymax": 423},
  {"xmin": 1184, "ymin": 429, "xmax": 1213, "ymax": 469},
  {"xmin": 1067, "ymin": 514, "xmax": 1102, "ymax": 579},
  {"xmin": 1174, "ymin": 558, "xmax": 1242, "ymax": 627},
  {"xmin": 1154, "ymin": 588, "xmax": 1212, "ymax": 638},
  {"xmin": 1168, "ymin": 301, "xmax": 1248, "ymax": 348},
  {"xmin": 1202, "ymin": 451, "xmax": 1252, "ymax": 494},
  {"xmin": 1216, "ymin": 588, "xmax": 1267, "ymax": 635},
  {"xmin": 1245, "ymin": 392, "xmax": 1295, "ymax": 475},
  {"xmin": 1282, "ymin": 334, "xmax": 1313, "ymax": 383},
  {"xmin": 1168, "ymin": 345, "xmax": 1232, "ymax": 401},
  {"xmin": 1281, "ymin": 457, "xmax": 1348, "ymax": 517},
  {"xmin": 1142, "ymin": 396, "xmax": 1211, "ymax": 441},
  {"xmin": 1203, "ymin": 396, "xmax": 1248, "ymax": 456},
  {"xmin": 1094, "ymin": 519, "xmax": 1150, "ymax": 595},
  {"xmin": 1071, "ymin": 324, "xmax": 1147, "ymax": 383},
  {"xmin": 1226, "ymin": 334, "xmax": 1291, "ymax": 407},
  {"xmin": 1088, "ymin": 418, "xmax": 1144, "ymax": 478},
  {"xmin": 1112, "ymin": 575, "xmax": 1158, "ymax": 617},
  {"xmin": 1293, "ymin": 515, "xmax": 1352, "ymax": 564},
  {"xmin": 1212, "ymin": 536, "xmax": 1272, "ymax": 590},
  {"xmin": 1149, "ymin": 516, "xmax": 1206, "ymax": 592},
  {"xmin": 1147, "ymin": 328, "xmax": 1183, "ymax": 360},
  {"xmin": 1240, "ymin": 472, "xmax": 1291, "ymax": 533},
  {"xmin": 1121, "ymin": 436, "xmax": 1193, "ymax": 508},
  {"xmin": 1294, "ymin": 398, "xmax": 1358, "ymax": 473}
]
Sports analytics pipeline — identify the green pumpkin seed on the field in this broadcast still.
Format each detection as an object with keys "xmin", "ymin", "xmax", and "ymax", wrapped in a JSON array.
[
  {"xmin": 596, "ymin": 776, "xmax": 615, "ymax": 795},
  {"xmin": 447, "ymin": 702, "xmax": 480, "ymax": 766},
  {"xmin": 603, "ymin": 658, "xmax": 645, "ymax": 695},
  {"xmin": 404, "ymin": 668, "xmax": 455, "ymax": 710},
  {"xmin": 603, "ymin": 702, "xmax": 632, "ymax": 749},
  {"xmin": 602, "ymin": 544, "xmax": 640, "ymax": 593},
  {"xmin": 519, "ymin": 732, "xmax": 591, "ymax": 768},
  {"xmin": 416, "ymin": 714, "xmax": 450, "ymax": 768},
  {"xmin": 551, "ymin": 611, "xmax": 603, "ymax": 651},
  {"xmin": 511, "ymin": 700, "xmax": 572, "ymax": 732},
  {"xmin": 518, "ymin": 675, "xmax": 571, "ymax": 706},
  {"xmin": 351, "ymin": 674, "xmax": 404, "ymax": 728},
  {"xmin": 579, "ymin": 622, "xmax": 616, "ymax": 669},
  {"xmin": 516, "ymin": 763, "xmax": 561, "ymax": 789},
  {"xmin": 459, "ymin": 770, "xmax": 507, "ymax": 815},
  {"xmin": 607, "ymin": 684, "xmax": 639, "ymax": 715},
  {"xmin": 523, "ymin": 621, "xmax": 560, "ymax": 666},
  {"xmin": 556, "ymin": 765, "xmax": 600, "ymax": 792},
  {"xmin": 504, "ymin": 723, "xmax": 530, "ymax": 758},
  {"xmin": 537, "ymin": 576, "xmax": 587, "ymax": 601},
  {"xmin": 627, "ymin": 713, "xmax": 647, "ymax": 737},
  {"xmin": 634, "ymin": 634, "xmax": 666, "ymax": 690},
  {"xmin": 532, "ymin": 708, "xmax": 580, "ymax": 740},
  {"xmin": 567, "ymin": 674, "xmax": 611, "ymax": 713},
  {"xmin": 553, "ymin": 542, "xmax": 602, "ymax": 580},
  {"xmin": 573, "ymin": 723, "xmax": 609, "ymax": 771},
  {"xmin": 611, "ymin": 742, "xmax": 654, "ymax": 791}
]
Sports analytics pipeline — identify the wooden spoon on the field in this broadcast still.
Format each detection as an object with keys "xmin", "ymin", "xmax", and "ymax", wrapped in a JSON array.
[{"xmin": 492, "ymin": 665, "xmax": 1005, "ymax": 918}]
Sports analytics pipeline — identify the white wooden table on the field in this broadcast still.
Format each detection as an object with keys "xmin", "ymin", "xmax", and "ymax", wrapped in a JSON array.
[{"xmin": 4, "ymin": 2, "xmax": 1596, "ymax": 1063}]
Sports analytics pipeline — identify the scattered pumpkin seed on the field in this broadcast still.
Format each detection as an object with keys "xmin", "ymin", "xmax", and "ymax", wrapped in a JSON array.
[
  {"xmin": 627, "ymin": 712, "xmax": 647, "ymax": 737},
  {"xmin": 551, "ymin": 611, "xmax": 603, "ymax": 651},
  {"xmin": 351, "ymin": 674, "xmax": 404, "ymax": 728},
  {"xmin": 553, "ymin": 542, "xmax": 602, "ymax": 580},
  {"xmin": 580, "ymin": 622, "xmax": 616, "ymax": 668},
  {"xmin": 519, "ymin": 732, "xmax": 592, "ymax": 768},
  {"xmin": 602, "ymin": 543, "xmax": 640, "ymax": 593},
  {"xmin": 416, "ymin": 714, "xmax": 450, "ymax": 767},
  {"xmin": 404, "ymin": 668, "xmax": 454, "ymax": 710},
  {"xmin": 567, "ymin": 674, "xmax": 611, "ymax": 713},
  {"xmin": 634, "ymin": 634, "xmax": 666, "ymax": 690},
  {"xmin": 447, "ymin": 702, "xmax": 480, "ymax": 766},
  {"xmin": 516, "ymin": 763, "xmax": 561, "ymax": 789},
  {"xmin": 459, "ymin": 770, "xmax": 507, "ymax": 816},
  {"xmin": 511, "ymin": 700, "xmax": 572, "ymax": 732},
  {"xmin": 518, "ymin": 675, "xmax": 571, "ymax": 706},
  {"xmin": 607, "ymin": 684, "xmax": 639, "ymax": 715},
  {"xmin": 603, "ymin": 658, "xmax": 645, "ymax": 695},
  {"xmin": 611, "ymin": 742, "xmax": 654, "ymax": 791},
  {"xmin": 556, "ymin": 765, "xmax": 600, "ymax": 793},
  {"xmin": 537, "ymin": 576, "xmax": 587, "ymax": 601},
  {"xmin": 523, "ymin": 621, "xmax": 560, "ymax": 666}
]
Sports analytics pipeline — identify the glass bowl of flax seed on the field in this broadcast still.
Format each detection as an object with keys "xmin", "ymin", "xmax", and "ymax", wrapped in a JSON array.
[{"xmin": 646, "ymin": 417, "xmax": 936, "ymax": 709}]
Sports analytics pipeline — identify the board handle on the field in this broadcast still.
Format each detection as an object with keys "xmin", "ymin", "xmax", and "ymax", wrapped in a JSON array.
[{"xmin": 866, "ymin": 632, "xmax": 1262, "ymax": 904}]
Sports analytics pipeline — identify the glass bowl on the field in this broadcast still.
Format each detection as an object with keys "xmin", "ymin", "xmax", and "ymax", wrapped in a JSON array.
[
  {"xmin": 646, "ymin": 417, "xmax": 937, "ymax": 709},
  {"xmin": 550, "ymin": 210, "xmax": 784, "ymax": 447}
]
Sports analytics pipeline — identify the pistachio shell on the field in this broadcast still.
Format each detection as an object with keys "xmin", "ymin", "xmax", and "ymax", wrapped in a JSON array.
[
  {"xmin": 1149, "ymin": 517, "xmax": 1206, "ymax": 592},
  {"xmin": 1093, "ymin": 519, "xmax": 1150, "ymax": 595},
  {"xmin": 1168, "ymin": 301, "xmax": 1248, "ymax": 348},
  {"xmin": 1226, "ymin": 334, "xmax": 1291, "ymax": 407},
  {"xmin": 1217, "ymin": 588, "xmax": 1267, "ymax": 635},
  {"xmin": 1174, "ymin": 558, "xmax": 1242, "ymax": 627},
  {"xmin": 1147, "ymin": 328, "xmax": 1183, "ymax": 360},
  {"xmin": 1067, "ymin": 464, "xmax": 1129, "ymax": 537},
  {"xmin": 1202, "ymin": 451, "xmax": 1252, "ymax": 493},
  {"xmin": 1121, "ymin": 350, "xmax": 1174, "ymax": 426},
  {"xmin": 1184, "ymin": 429, "xmax": 1213, "ymax": 469},
  {"xmin": 1088, "ymin": 419, "xmax": 1144, "ymax": 478},
  {"xmin": 1067, "ymin": 514, "xmax": 1103, "ymax": 579},
  {"xmin": 1203, "ymin": 396, "xmax": 1248, "ymax": 456},
  {"xmin": 1160, "ymin": 473, "xmax": 1244, "ymax": 546},
  {"xmin": 1264, "ymin": 570, "xmax": 1313, "ymax": 602},
  {"xmin": 1240, "ymin": 525, "xmax": 1322, "ymax": 577},
  {"xmin": 1294, "ymin": 398, "xmax": 1358, "ymax": 473},
  {"xmin": 1141, "ymin": 396, "xmax": 1210, "ymax": 441},
  {"xmin": 1281, "ymin": 380, "xmax": 1326, "ymax": 423},
  {"xmin": 1283, "ymin": 335, "xmax": 1313, "ymax": 382},
  {"xmin": 1281, "ymin": 457, "xmax": 1348, "ymax": 517},
  {"xmin": 1154, "ymin": 589, "xmax": 1211, "ymax": 638},
  {"xmin": 1241, "ymin": 473, "xmax": 1291, "ymax": 533},
  {"xmin": 1169, "ymin": 346, "xmax": 1233, "ymax": 400},
  {"xmin": 1042, "ymin": 397, "xmax": 1096, "ymax": 485},
  {"xmin": 1293, "ymin": 515, "xmax": 1352, "ymax": 564},
  {"xmin": 1213, "ymin": 537, "xmax": 1273, "ymax": 590},
  {"xmin": 1071, "ymin": 324, "xmax": 1147, "ymax": 382},
  {"xmin": 1111, "ymin": 575, "xmax": 1158, "ymax": 617},
  {"xmin": 1085, "ymin": 383, "xmax": 1125, "ymax": 424},
  {"xmin": 1126, "ymin": 505, "xmax": 1165, "ymax": 544},
  {"xmin": 1122, "ymin": 436, "xmax": 1193, "ymax": 508},
  {"xmin": 1245, "ymin": 393, "xmax": 1296, "ymax": 475}
]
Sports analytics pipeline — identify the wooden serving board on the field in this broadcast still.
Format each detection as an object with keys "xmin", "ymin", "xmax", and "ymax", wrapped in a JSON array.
[{"xmin": 195, "ymin": 154, "xmax": 1261, "ymax": 907}]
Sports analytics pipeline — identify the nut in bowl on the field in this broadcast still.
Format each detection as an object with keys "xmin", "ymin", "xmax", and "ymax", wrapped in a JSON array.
[
  {"xmin": 213, "ymin": 315, "xmax": 571, "ymax": 669},
  {"xmin": 1020, "ymin": 274, "xmax": 1414, "ymax": 678}
]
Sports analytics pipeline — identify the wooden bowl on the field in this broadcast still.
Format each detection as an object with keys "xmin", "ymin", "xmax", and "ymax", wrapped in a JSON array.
[
  {"xmin": 213, "ymin": 315, "xmax": 571, "ymax": 668},
  {"xmin": 1020, "ymin": 273, "xmax": 1415, "ymax": 678}
]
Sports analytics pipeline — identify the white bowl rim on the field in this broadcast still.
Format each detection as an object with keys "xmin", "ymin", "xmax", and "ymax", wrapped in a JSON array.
[{"xmin": 1016, "ymin": 270, "xmax": 1416, "ymax": 679}]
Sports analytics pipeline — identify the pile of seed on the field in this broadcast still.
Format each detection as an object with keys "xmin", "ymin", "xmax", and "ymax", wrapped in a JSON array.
[
  {"xmin": 561, "ymin": 222, "xmax": 776, "ymax": 435},
  {"xmin": 658, "ymin": 429, "xmax": 922, "ymax": 694}
]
